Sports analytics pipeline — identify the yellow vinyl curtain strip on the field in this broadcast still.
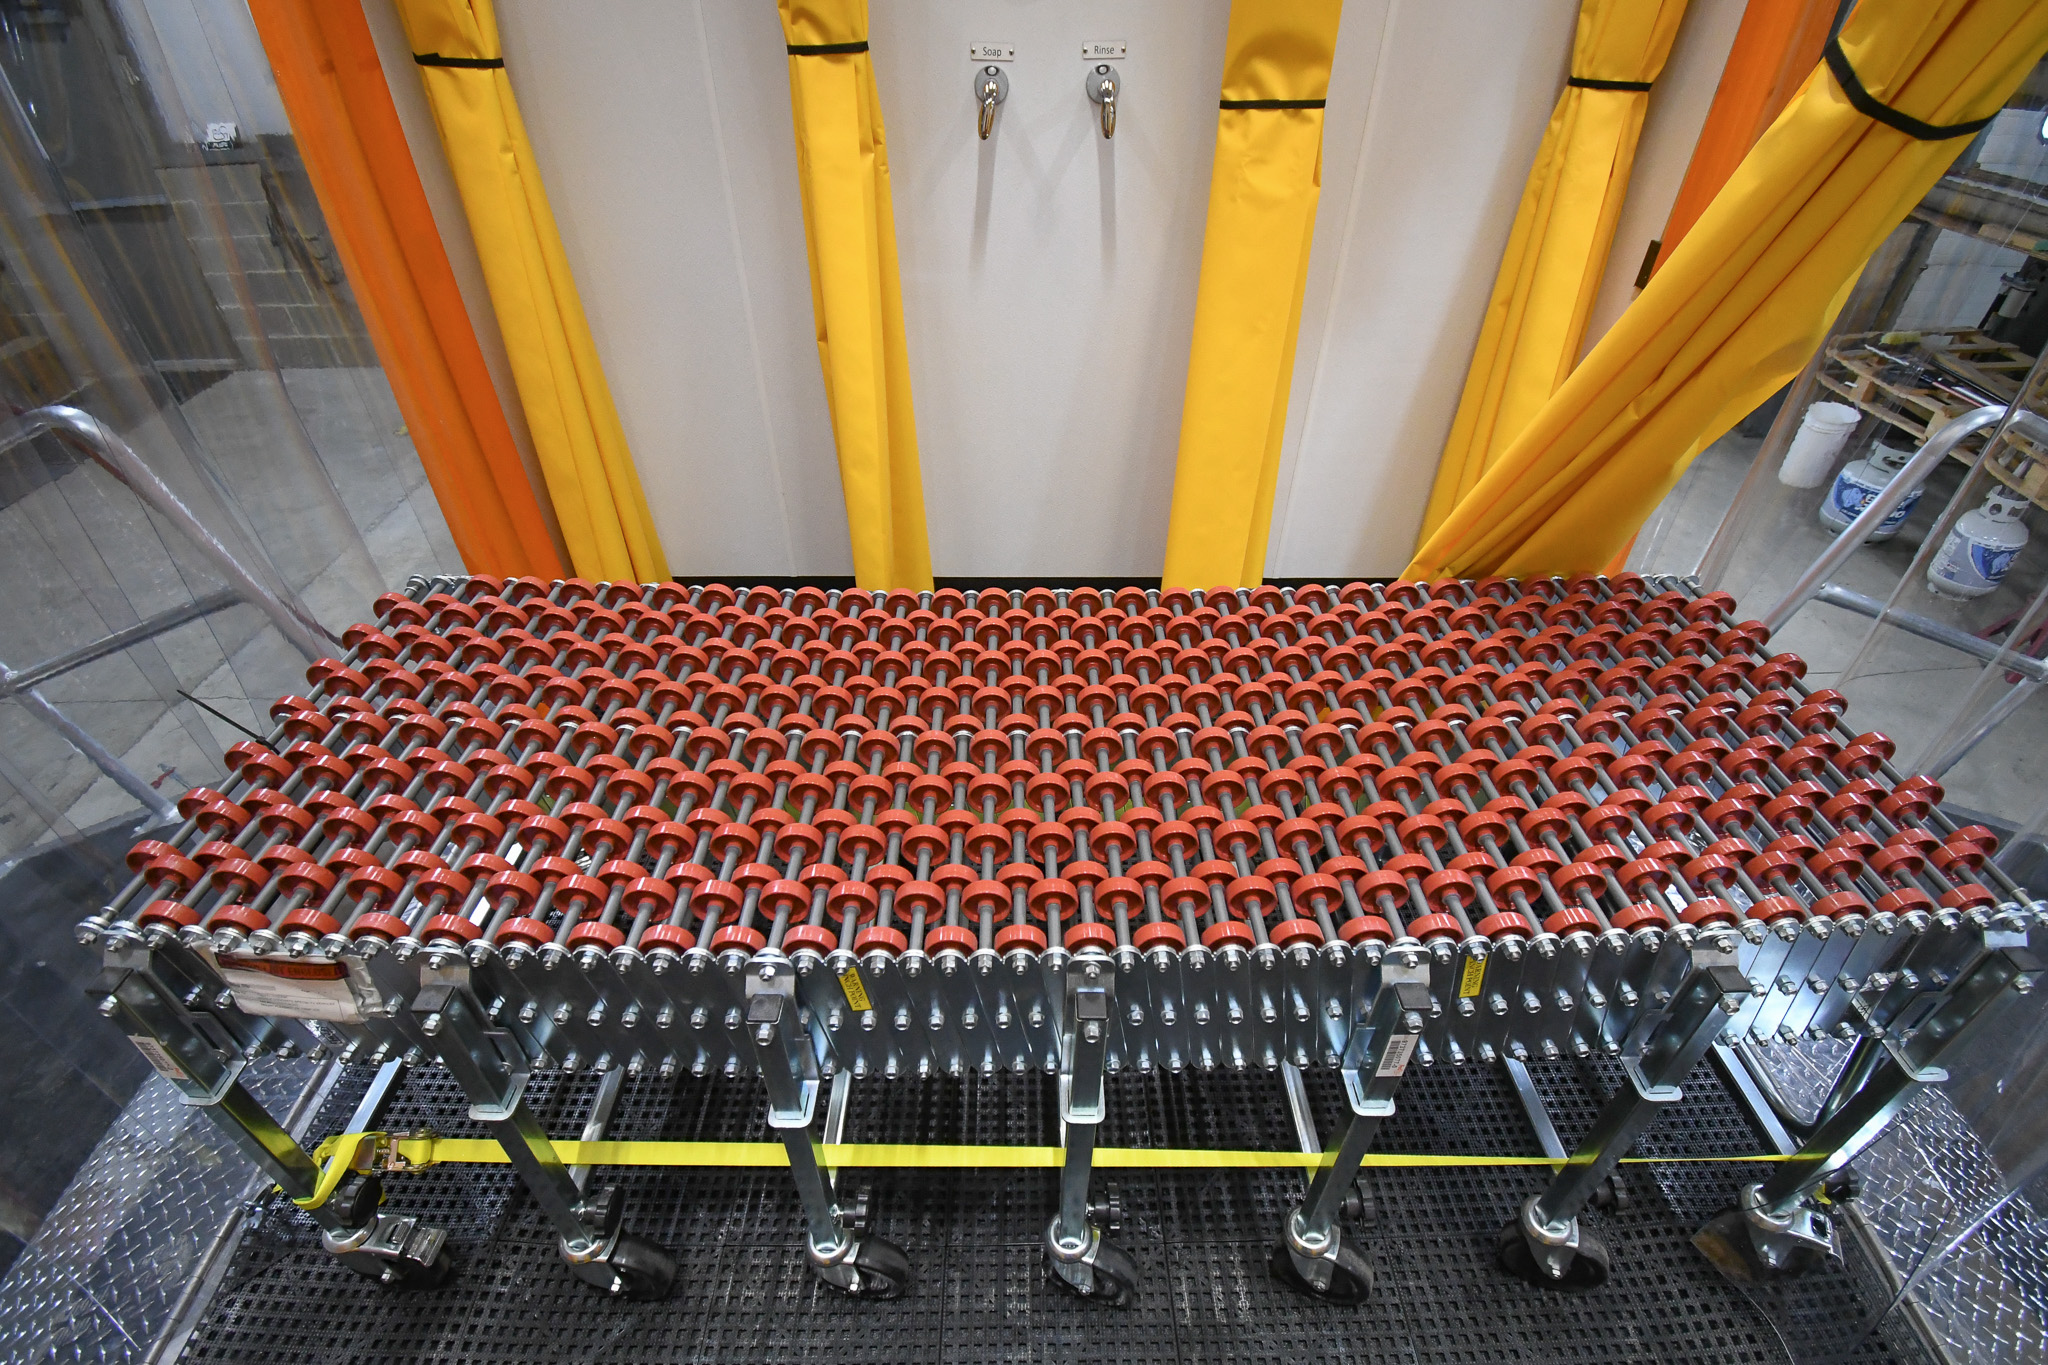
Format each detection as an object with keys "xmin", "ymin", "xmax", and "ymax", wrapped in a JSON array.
[
  {"xmin": 1418, "ymin": 0, "xmax": 1689, "ymax": 546},
  {"xmin": 391, "ymin": 0, "xmax": 667, "ymax": 583},
  {"xmin": 1405, "ymin": 0, "xmax": 2048, "ymax": 581},
  {"xmin": 779, "ymin": 1, "xmax": 932, "ymax": 592},
  {"xmin": 1160, "ymin": 0, "xmax": 1344, "ymax": 591}
]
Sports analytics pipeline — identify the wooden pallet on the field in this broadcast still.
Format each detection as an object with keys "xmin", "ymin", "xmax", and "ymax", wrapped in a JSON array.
[{"xmin": 1820, "ymin": 328, "xmax": 2048, "ymax": 509}]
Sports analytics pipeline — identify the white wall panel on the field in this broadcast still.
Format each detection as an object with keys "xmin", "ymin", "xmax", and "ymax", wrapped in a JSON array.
[
  {"xmin": 375, "ymin": 0, "xmax": 1748, "ymax": 580},
  {"xmin": 490, "ymin": 0, "xmax": 849, "ymax": 577},
  {"xmin": 867, "ymin": 0, "xmax": 1234, "ymax": 578}
]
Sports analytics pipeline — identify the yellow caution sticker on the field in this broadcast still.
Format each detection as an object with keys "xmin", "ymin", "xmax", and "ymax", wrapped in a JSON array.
[
  {"xmin": 839, "ymin": 966, "xmax": 872, "ymax": 1011},
  {"xmin": 1458, "ymin": 956, "xmax": 1486, "ymax": 998}
]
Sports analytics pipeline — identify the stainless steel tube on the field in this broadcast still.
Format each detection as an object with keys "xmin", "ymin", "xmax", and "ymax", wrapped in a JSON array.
[{"xmin": 1813, "ymin": 583, "xmax": 2048, "ymax": 683}]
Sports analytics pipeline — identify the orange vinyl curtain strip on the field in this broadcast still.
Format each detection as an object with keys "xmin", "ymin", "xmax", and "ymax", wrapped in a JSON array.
[
  {"xmin": 1653, "ymin": 0, "xmax": 1839, "ymax": 273},
  {"xmin": 249, "ymin": 0, "xmax": 562, "ymax": 577}
]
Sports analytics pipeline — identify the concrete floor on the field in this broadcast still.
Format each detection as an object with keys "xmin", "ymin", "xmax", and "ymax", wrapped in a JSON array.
[
  {"xmin": 1631, "ymin": 425, "xmax": 2048, "ymax": 836},
  {"xmin": 0, "ymin": 368, "xmax": 460, "ymax": 864}
]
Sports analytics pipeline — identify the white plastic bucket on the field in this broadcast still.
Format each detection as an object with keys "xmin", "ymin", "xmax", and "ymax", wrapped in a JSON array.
[{"xmin": 1777, "ymin": 401, "xmax": 1861, "ymax": 488}]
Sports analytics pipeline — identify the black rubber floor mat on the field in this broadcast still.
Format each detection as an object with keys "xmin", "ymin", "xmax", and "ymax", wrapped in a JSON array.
[{"xmin": 181, "ymin": 1060, "xmax": 1930, "ymax": 1365}]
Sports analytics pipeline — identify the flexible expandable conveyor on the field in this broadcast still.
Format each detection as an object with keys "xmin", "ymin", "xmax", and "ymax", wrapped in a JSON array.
[{"xmin": 78, "ymin": 573, "xmax": 2043, "ymax": 1303}]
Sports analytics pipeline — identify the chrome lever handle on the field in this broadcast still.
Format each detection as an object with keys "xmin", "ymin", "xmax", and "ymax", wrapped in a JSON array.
[
  {"xmin": 1085, "ymin": 64, "xmax": 1120, "ymax": 140},
  {"xmin": 974, "ymin": 65, "xmax": 1008, "ymax": 141}
]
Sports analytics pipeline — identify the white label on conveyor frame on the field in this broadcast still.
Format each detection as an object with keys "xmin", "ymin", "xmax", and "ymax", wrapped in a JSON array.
[
  {"xmin": 1376, "ymin": 1032, "xmax": 1418, "ymax": 1077},
  {"xmin": 129, "ymin": 1035, "xmax": 188, "ymax": 1081}
]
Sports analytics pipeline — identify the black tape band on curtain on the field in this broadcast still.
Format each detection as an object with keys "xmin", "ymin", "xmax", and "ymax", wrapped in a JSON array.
[
  {"xmin": 413, "ymin": 53, "xmax": 503, "ymax": 68},
  {"xmin": 1823, "ymin": 37, "xmax": 1994, "ymax": 140},
  {"xmin": 1219, "ymin": 98, "xmax": 1327, "ymax": 110},
  {"xmin": 787, "ymin": 41, "xmax": 869, "ymax": 56},
  {"xmin": 1567, "ymin": 76, "xmax": 1652, "ymax": 92}
]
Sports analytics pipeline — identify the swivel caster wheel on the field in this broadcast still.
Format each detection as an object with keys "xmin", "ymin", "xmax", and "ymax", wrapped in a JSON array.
[
  {"xmin": 323, "ymin": 1187, "xmax": 457, "ymax": 1291},
  {"xmin": 1692, "ymin": 1203, "xmax": 1834, "ymax": 1284},
  {"xmin": 568, "ymin": 1231, "xmax": 677, "ymax": 1301},
  {"xmin": 1046, "ymin": 1230, "xmax": 1138, "ymax": 1306},
  {"xmin": 391, "ymin": 1242, "xmax": 458, "ymax": 1290},
  {"xmin": 1693, "ymin": 1209, "xmax": 1827, "ymax": 1283},
  {"xmin": 1496, "ymin": 1218, "xmax": 1611, "ymax": 1291},
  {"xmin": 1692, "ymin": 1181, "xmax": 1840, "ymax": 1285},
  {"xmin": 335, "ymin": 1239, "xmax": 458, "ymax": 1290},
  {"xmin": 814, "ymin": 1234, "xmax": 911, "ymax": 1300}
]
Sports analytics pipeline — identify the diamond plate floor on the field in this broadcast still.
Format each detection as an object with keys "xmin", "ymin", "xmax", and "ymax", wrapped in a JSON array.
[
  {"xmin": 176, "ymin": 1059, "xmax": 1929, "ymax": 1365},
  {"xmin": 1757, "ymin": 1041, "xmax": 2048, "ymax": 1365},
  {"xmin": 0, "ymin": 1057, "xmax": 316, "ymax": 1364}
]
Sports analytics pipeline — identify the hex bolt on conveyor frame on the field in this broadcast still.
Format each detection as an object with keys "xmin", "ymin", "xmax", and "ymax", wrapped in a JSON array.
[{"xmin": 71, "ymin": 569, "xmax": 2047, "ymax": 1309}]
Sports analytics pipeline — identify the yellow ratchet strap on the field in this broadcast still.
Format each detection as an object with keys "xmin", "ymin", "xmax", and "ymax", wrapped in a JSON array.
[
  {"xmin": 294, "ymin": 1132, "xmax": 1778, "ymax": 1200},
  {"xmin": 296, "ymin": 1130, "xmax": 440, "ymax": 1209}
]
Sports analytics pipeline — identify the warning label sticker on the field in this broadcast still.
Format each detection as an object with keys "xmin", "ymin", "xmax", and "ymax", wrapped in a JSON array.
[
  {"xmin": 838, "ymin": 966, "xmax": 872, "ymax": 1011},
  {"xmin": 1457, "ymin": 956, "xmax": 1486, "ymax": 998},
  {"xmin": 220, "ymin": 954, "xmax": 365, "ymax": 1022}
]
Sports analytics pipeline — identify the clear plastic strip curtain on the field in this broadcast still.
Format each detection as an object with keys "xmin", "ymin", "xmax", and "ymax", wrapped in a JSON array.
[{"xmin": 0, "ymin": 0, "xmax": 457, "ymax": 871}]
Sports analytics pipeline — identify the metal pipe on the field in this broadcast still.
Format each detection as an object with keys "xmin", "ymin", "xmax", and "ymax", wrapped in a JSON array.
[
  {"xmin": 0, "ymin": 406, "xmax": 332, "ymax": 661},
  {"xmin": 1813, "ymin": 583, "xmax": 2048, "ymax": 683},
  {"xmin": 1760, "ymin": 404, "xmax": 2026, "ymax": 632},
  {"xmin": 2, "ymin": 670, "xmax": 174, "ymax": 820},
  {"xmin": 1921, "ymin": 678, "xmax": 2041, "ymax": 780},
  {"xmin": 1697, "ymin": 355, "xmax": 1834, "ymax": 592},
  {"xmin": 567, "ymin": 1067, "xmax": 626, "ymax": 1192},
  {"xmin": 0, "ymin": 588, "xmax": 240, "ymax": 697}
]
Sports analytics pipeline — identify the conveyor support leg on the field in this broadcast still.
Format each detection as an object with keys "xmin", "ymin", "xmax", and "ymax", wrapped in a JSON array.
[
  {"xmin": 1046, "ymin": 953, "xmax": 1138, "ymax": 1304},
  {"xmin": 1696, "ymin": 940, "xmax": 2042, "ymax": 1281},
  {"xmin": 1502, "ymin": 935, "xmax": 1751, "ymax": 1290},
  {"xmin": 1272, "ymin": 956, "xmax": 1431, "ymax": 1301},
  {"xmin": 93, "ymin": 941, "xmax": 452, "ymax": 1287},
  {"xmin": 413, "ymin": 960, "xmax": 674, "ymax": 1298},
  {"xmin": 745, "ymin": 961, "xmax": 910, "ymax": 1298}
]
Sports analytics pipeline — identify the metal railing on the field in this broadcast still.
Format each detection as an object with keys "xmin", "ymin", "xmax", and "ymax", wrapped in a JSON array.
[
  {"xmin": 0, "ymin": 404, "xmax": 332, "ymax": 832},
  {"xmin": 1756, "ymin": 402, "xmax": 2048, "ymax": 784}
]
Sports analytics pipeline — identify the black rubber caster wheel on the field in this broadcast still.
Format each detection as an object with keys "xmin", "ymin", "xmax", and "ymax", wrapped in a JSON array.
[
  {"xmin": 339, "ymin": 1242, "xmax": 458, "ymax": 1289},
  {"xmin": 1269, "ymin": 1238, "xmax": 1373, "ymax": 1304},
  {"xmin": 406, "ymin": 1244, "xmax": 459, "ymax": 1291},
  {"xmin": 1495, "ymin": 1219, "xmax": 1610, "ymax": 1291},
  {"xmin": 844, "ymin": 1235, "xmax": 912, "ymax": 1299},
  {"xmin": 610, "ymin": 1231, "xmax": 678, "ymax": 1300},
  {"xmin": 1048, "ymin": 1237, "xmax": 1139, "ymax": 1306}
]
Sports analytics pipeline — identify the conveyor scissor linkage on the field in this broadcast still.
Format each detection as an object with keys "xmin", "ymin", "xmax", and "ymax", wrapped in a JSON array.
[{"xmin": 77, "ymin": 574, "xmax": 2044, "ymax": 1303}]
